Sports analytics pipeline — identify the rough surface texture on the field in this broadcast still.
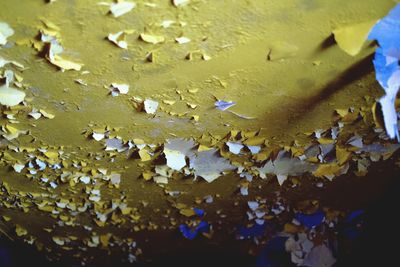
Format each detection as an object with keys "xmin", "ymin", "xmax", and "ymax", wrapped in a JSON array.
[{"xmin": 0, "ymin": 0, "xmax": 399, "ymax": 266}]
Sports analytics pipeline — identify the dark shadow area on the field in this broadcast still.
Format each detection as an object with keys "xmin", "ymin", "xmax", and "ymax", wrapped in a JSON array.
[
  {"xmin": 2, "ymin": 158, "xmax": 400, "ymax": 267},
  {"xmin": 333, "ymin": 170, "xmax": 400, "ymax": 267},
  {"xmin": 315, "ymin": 34, "xmax": 336, "ymax": 53},
  {"xmin": 0, "ymin": 236, "xmax": 255, "ymax": 267},
  {"xmin": 292, "ymin": 53, "xmax": 375, "ymax": 118}
]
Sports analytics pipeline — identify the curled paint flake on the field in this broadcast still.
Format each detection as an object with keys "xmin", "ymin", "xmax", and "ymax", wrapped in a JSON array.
[
  {"xmin": 247, "ymin": 201, "xmax": 259, "ymax": 211},
  {"xmin": 105, "ymin": 138, "xmax": 126, "ymax": 152},
  {"xmin": 13, "ymin": 163, "xmax": 25, "ymax": 173},
  {"xmin": 110, "ymin": 83, "xmax": 129, "ymax": 96},
  {"xmin": 247, "ymin": 145, "xmax": 261, "ymax": 154},
  {"xmin": 175, "ymin": 36, "xmax": 191, "ymax": 44},
  {"xmin": 109, "ymin": 1, "xmax": 136, "ymax": 17},
  {"xmin": 0, "ymin": 85, "xmax": 26, "ymax": 107},
  {"xmin": 332, "ymin": 20, "xmax": 377, "ymax": 56},
  {"xmin": 172, "ymin": 0, "xmax": 190, "ymax": 7},
  {"xmin": 110, "ymin": 173, "xmax": 121, "ymax": 185},
  {"xmin": 164, "ymin": 139, "xmax": 195, "ymax": 170},
  {"xmin": 29, "ymin": 109, "xmax": 42, "ymax": 120},
  {"xmin": 215, "ymin": 100, "xmax": 236, "ymax": 111},
  {"xmin": 160, "ymin": 20, "xmax": 175, "ymax": 28},
  {"xmin": 92, "ymin": 132, "xmax": 105, "ymax": 141},
  {"xmin": 0, "ymin": 22, "xmax": 14, "ymax": 46},
  {"xmin": 179, "ymin": 221, "xmax": 209, "ymax": 240},
  {"xmin": 258, "ymin": 151, "xmax": 317, "ymax": 183},
  {"xmin": 108, "ymin": 31, "xmax": 133, "ymax": 49},
  {"xmin": 240, "ymin": 186, "xmax": 248, "ymax": 196},
  {"xmin": 45, "ymin": 40, "xmax": 83, "ymax": 71},
  {"xmin": 189, "ymin": 148, "xmax": 235, "ymax": 182},
  {"xmin": 144, "ymin": 99, "xmax": 159, "ymax": 114},
  {"xmin": 140, "ymin": 33, "xmax": 165, "ymax": 44},
  {"xmin": 79, "ymin": 176, "xmax": 91, "ymax": 184},
  {"xmin": 0, "ymin": 56, "xmax": 24, "ymax": 69},
  {"xmin": 226, "ymin": 141, "xmax": 244, "ymax": 155}
]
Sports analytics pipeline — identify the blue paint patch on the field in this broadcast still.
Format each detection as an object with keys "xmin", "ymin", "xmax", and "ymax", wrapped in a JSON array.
[
  {"xmin": 238, "ymin": 222, "xmax": 267, "ymax": 238},
  {"xmin": 295, "ymin": 210, "xmax": 325, "ymax": 229},
  {"xmin": 179, "ymin": 221, "xmax": 210, "ymax": 240},
  {"xmin": 372, "ymin": 48, "xmax": 400, "ymax": 89},
  {"xmin": 214, "ymin": 100, "xmax": 236, "ymax": 111},
  {"xmin": 344, "ymin": 209, "xmax": 364, "ymax": 223},
  {"xmin": 368, "ymin": 4, "xmax": 400, "ymax": 140},
  {"xmin": 193, "ymin": 207, "xmax": 205, "ymax": 217},
  {"xmin": 368, "ymin": 4, "xmax": 400, "ymax": 58},
  {"xmin": 256, "ymin": 236, "xmax": 288, "ymax": 267}
]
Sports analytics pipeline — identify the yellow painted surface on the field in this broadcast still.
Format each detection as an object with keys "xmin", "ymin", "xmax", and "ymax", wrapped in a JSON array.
[{"xmin": 0, "ymin": 0, "xmax": 398, "ymax": 264}]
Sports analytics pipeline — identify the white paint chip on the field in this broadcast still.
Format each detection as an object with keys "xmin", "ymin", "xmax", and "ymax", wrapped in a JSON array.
[
  {"xmin": 172, "ymin": 0, "xmax": 190, "ymax": 7},
  {"xmin": 0, "ymin": 84, "xmax": 26, "ymax": 107},
  {"xmin": 144, "ymin": 99, "xmax": 159, "ymax": 114},
  {"xmin": 0, "ymin": 22, "xmax": 14, "ymax": 46},
  {"xmin": 92, "ymin": 132, "xmax": 105, "ymax": 141},
  {"xmin": 175, "ymin": 36, "xmax": 191, "ymax": 44},
  {"xmin": 110, "ymin": 1, "xmax": 136, "ymax": 17}
]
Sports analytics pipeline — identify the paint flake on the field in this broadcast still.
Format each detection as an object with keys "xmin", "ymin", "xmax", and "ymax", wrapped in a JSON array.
[
  {"xmin": 0, "ymin": 22, "xmax": 14, "ymax": 45},
  {"xmin": 140, "ymin": 33, "xmax": 165, "ymax": 44},
  {"xmin": 108, "ymin": 31, "xmax": 133, "ymax": 49},
  {"xmin": 144, "ymin": 99, "xmax": 159, "ymax": 114},
  {"xmin": 110, "ymin": 1, "xmax": 136, "ymax": 17},
  {"xmin": 0, "ymin": 84, "xmax": 26, "ymax": 107}
]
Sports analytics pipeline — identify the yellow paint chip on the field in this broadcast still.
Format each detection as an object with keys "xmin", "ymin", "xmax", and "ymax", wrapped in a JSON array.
[
  {"xmin": 44, "ymin": 150, "xmax": 58, "ymax": 159},
  {"xmin": 313, "ymin": 164, "xmax": 342, "ymax": 178},
  {"xmin": 142, "ymin": 171, "xmax": 154, "ymax": 181},
  {"xmin": 187, "ymin": 102, "xmax": 197, "ymax": 109},
  {"xmin": 45, "ymin": 41, "xmax": 83, "ymax": 71},
  {"xmin": 40, "ymin": 109, "xmax": 55, "ymax": 119},
  {"xmin": 336, "ymin": 147, "xmax": 352, "ymax": 165},
  {"xmin": 15, "ymin": 224, "xmax": 27, "ymax": 236},
  {"xmin": 140, "ymin": 33, "xmax": 165, "ymax": 44},
  {"xmin": 332, "ymin": 20, "xmax": 377, "ymax": 56},
  {"xmin": 50, "ymin": 54, "xmax": 83, "ymax": 71},
  {"xmin": 180, "ymin": 208, "xmax": 196, "ymax": 217},
  {"xmin": 139, "ymin": 149, "xmax": 151, "ymax": 161},
  {"xmin": 163, "ymin": 100, "xmax": 176, "ymax": 105}
]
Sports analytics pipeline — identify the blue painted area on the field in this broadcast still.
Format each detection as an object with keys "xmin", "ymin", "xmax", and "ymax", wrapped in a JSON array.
[
  {"xmin": 238, "ymin": 222, "xmax": 267, "ymax": 238},
  {"xmin": 193, "ymin": 207, "xmax": 204, "ymax": 217},
  {"xmin": 372, "ymin": 48, "xmax": 400, "ymax": 89},
  {"xmin": 368, "ymin": 4, "xmax": 400, "ymax": 140},
  {"xmin": 342, "ymin": 209, "xmax": 365, "ymax": 240},
  {"xmin": 368, "ymin": 4, "xmax": 400, "ymax": 58},
  {"xmin": 255, "ymin": 236, "xmax": 288, "ymax": 267},
  {"xmin": 295, "ymin": 210, "xmax": 325, "ymax": 229},
  {"xmin": 344, "ymin": 209, "xmax": 364, "ymax": 223},
  {"xmin": 179, "ymin": 221, "xmax": 210, "ymax": 240}
]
